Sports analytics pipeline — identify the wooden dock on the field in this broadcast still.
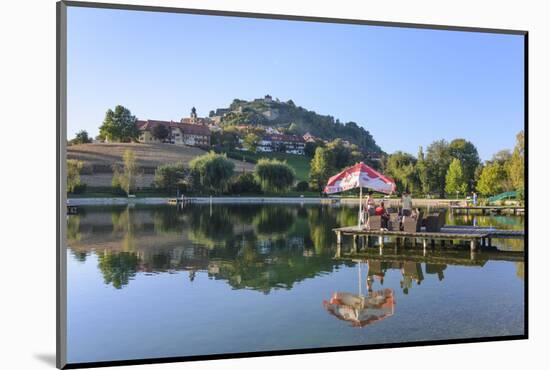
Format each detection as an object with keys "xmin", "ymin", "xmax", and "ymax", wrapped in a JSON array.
[
  {"xmin": 333, "ymin": 225, "xmax": 524, "ymax": 251},
  {"xmin": 450, "ymin": 205, "xmax": 524, "ymax": 215},
  {"xmin": 167, "ymin": 197, "xmax": 194, "ymax": 205}
]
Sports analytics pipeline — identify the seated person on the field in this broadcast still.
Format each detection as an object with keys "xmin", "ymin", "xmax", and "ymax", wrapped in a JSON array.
[{"xmin": 375, "ymin": 201, "xmax": 390, "ymax": 228}]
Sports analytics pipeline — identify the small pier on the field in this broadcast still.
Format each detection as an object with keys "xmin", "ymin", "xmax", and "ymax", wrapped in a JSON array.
[
  {"xmin": 450, "ymin": 205, "xmax": 524, "ymax": 215},
  {"xmin": 333, "ymin": 225, "xmax": 524, "ymax": 252},
  {"xmin": 167, "ymin": 197, "xmax": 194, "ymax": 205}
]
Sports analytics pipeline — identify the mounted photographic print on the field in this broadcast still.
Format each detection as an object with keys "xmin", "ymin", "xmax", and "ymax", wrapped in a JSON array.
[{"xmin": 57, "ymin": 1, "xmax": 527, "ymax": 368}]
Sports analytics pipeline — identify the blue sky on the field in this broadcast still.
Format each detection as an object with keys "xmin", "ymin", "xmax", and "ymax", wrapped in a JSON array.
[{"xmin": 67, "ymin": 7, "xmax": 524, "ymax": 160}]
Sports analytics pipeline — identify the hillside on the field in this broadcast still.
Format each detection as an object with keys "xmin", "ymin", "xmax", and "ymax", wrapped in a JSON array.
[
  {"xmin": 213, "ymin": 96, "xmax": 382, "ymax": 153},
  {"xmin": 68, "ymin": 143, "xmax": 254, "ymax": 187}
]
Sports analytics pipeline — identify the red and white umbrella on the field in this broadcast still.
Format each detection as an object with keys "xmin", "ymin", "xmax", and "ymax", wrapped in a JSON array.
[
  {"xmin": 324, "ymin": 162, "xmax": 395, "ymax": 195},
  {"xmin": 323, "ymin": 162, "xmax": 395, "ymax": 226}
]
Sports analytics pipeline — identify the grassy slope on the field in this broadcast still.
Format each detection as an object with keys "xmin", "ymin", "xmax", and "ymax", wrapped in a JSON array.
[
  {"xmin": 226, "ymin": 151, "xmax": 311, "ymax": 181},
  {"xmin": 68, "ymin": 143, "xmax": 255, "ymax": 172}
]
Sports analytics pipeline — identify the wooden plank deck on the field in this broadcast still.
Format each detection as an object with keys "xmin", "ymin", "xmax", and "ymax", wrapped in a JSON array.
[
  {"xmin": 450, "ymin": 205, "xmax": 524, "ymax": 215},
  {"xmin": 333, "ymin": 224, "xmax": 524, "ymax": 251}
]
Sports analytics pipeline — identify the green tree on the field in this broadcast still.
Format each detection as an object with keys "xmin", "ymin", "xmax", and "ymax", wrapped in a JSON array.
[
  {"xmin": 425, "ymin": 139, "xmax": 452, "ymax": 197},
  {"xmin": 445, "ymin": 158, "xmax": 467, "ymax": 196},
  {"xmin": 98, "ymin": 105, "xmax": 138, "ymax": 142},
  {"xmin": 112, "ymin": 149, "xmax": 138, "ymax": 195},
  {"xmin": 309, "ymin": 147, "xmax": 334, "ymax": 192},
  {"xmin": 243, "ymin": 133, "xmax": 260, "ymax": 152},
  {"xmin": 476, "ymin": 162, "xmax": 508, "ymax": 196},
  {"xmin": 491, "ymin": 149, "xmax": 512, "ymax": 165},
  {"xmin": 386, "ymin": 151, "xmax": 419, "ymax": 193},
  {"xmin": 507, "ymin": 130, "xmax": 525, "ymax": 197},
  {"xmin": 154, "ymin": 163, "xmax": 187, "ymax": 194},
  {"xmin": 304, "ymin": 141, "xmax": 320, "ymax": 158},
  {"xmin": 325, "ymin": 139, "xmax": 362, "ymax": 170},
  {"xmin": 416, "ymin": 146, "xmax": 429, "ymax": 195},
  {"xmin": 448, "ymin": 139, "xmax": 480, "ymax": 191},
  {"xmin": 67, "ymin": 160, "xmax": 83, "ymax": 193},
  {"xmin": 71, "ymin": 130, "xmax": 92, "ymax": 145},
  {"xmin": 189, "ymin": 152, "xmax": 235, "ymax": 194},
  {"xmin": 254, "ymin": 159, "xmax": 296, "ymax": 193},
  {"xmin": 151, "ymin": 124, "xmax": 170, "ymax": 141}
]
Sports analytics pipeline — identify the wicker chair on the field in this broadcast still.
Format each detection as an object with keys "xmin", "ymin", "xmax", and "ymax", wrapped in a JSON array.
[
  {"xmin": 365, "ymin": 215, "xmax": 382, "ymax": 230},
  {"xmin": 403, "ymin": 210, "xmax": 423, "ymax": 233}
]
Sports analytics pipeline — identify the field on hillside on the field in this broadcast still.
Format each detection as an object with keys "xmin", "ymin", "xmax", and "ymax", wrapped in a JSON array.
[
  {"xmin": 67, "ymin": 143, "xmax": 255, "ymax": 187},
  {"xmin": 68, "ymin": 143, "xmax": 255, "ymax": 172}
]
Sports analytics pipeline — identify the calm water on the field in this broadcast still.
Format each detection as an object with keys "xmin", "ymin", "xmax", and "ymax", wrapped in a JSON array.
[{"xmin": 66, "ymin": 203, "xmax": 525, "ymax": 363}]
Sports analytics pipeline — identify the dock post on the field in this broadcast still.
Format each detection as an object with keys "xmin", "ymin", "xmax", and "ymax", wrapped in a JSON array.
[
  {"xmin": 336, "ymin": 231, "xmax": 342, "ymax": 247},
  {"xmin": 378, "ymin": 236, "xmax": 384, "ymax": 248},
  {"xmin": 352, "ymin": 235, "xmax": 358, "ymax": 253},
  {"xmin": 423, "ymin": 239, "xmax": 427, "ymax": 250},
  {"xmin": 488, "ymin": 237, "xmax": 492, "ymax": 247},
  {"xmin": 470, "ymin": 239, "xmax": 477, "ymax": 252}
]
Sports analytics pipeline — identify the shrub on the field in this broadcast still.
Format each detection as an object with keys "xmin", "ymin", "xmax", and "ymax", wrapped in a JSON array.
[
  {"xmin": 189, "ymin": 152, "xmax": 235, "ymax": 194},
  {"xmin": 295, "ymin": 181, "xmax": 309, "ymax": 192},
  {"xmin": 154, "ymin": 163, "xmax": 188, "ymax": 194},
  {"xmin": 230, "ymin": 172, "xmax": 262, "ymax": 194},
  {"xmin": 254, "ymin": 158, "xmax": 296, "ymax": 193}
]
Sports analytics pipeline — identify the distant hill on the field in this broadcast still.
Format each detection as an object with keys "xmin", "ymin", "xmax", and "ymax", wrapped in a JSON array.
[
  {"xmin": 212, "ymin": 96, "xmax": 382, "ymax": 153},
  {"xmin": 67, "ymin": 143, "xmax": 254, "ymax": 187}
]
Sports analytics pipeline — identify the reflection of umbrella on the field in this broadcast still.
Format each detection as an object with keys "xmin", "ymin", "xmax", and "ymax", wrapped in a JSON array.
[
  {"xmin": 323, "ymin": 261, "xmax": 395, "ymax": 327},
  {"xmin": 323, "ymin": 162, "xmax": 396, "ymax": 225},
  {"xmin": 323, "ymin": 289, "xmax": 395, "ymax": 327}
]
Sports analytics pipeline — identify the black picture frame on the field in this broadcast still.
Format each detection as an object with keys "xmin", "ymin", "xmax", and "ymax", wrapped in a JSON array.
[{"xmin": 57, "ymin": 1, "xmax": 528, "ymax": 368}]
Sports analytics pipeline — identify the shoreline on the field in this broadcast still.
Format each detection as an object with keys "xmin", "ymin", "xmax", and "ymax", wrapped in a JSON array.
[{"xmin": 67, "ymin": 196, "xmax": 466, "ymax": 207}]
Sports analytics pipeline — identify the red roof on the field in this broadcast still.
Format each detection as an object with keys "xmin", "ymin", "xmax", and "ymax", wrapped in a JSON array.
[{"xmin": 136, "ymin": 120, "xmax": 211, "ymax": 136}]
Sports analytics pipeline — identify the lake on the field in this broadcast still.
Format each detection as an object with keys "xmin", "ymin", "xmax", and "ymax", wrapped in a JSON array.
[{"xmin": 66, "ymin": 203, "xmax": 525, "ymax": 364}]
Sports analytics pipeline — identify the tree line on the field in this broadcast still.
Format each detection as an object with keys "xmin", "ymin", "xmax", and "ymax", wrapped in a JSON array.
[{"xmin": 380, "ymin": 133, "xmax": 524, "ymax": 198}]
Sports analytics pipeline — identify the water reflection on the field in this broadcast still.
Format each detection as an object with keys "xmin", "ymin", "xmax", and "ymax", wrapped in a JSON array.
[
  {"xmin": 324, "ymin": 261, "xmax": 395, "ymax": 327},
  {"xmin": 66, "ymin": 204, "xmax": 525, "ymax": 362},
  {"xmin": 67, "ymin": 204, "xmax": 524, "ymax": 292}
]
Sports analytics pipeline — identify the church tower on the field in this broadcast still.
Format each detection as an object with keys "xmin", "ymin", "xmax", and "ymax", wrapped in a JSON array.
[{"xmin": 190, "ymin": 106, "xmax": 197, "ymax": 123}]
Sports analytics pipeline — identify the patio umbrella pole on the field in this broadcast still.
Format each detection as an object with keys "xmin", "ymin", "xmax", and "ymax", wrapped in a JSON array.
[{"xmin": 358, "ymin": 186, "xmax": 363, "ymax": 226}]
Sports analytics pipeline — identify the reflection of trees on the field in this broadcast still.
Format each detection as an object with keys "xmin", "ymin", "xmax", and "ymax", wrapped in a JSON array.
[
  {"xmin": 307, "ymin": 206, "xmax": 356, "ymax": 254},
  {"xmin": 254, "ymin": 206, "xmax": 295, "ymax": 236},
  {"xmin": 516, "ymin": 262, "xmax": 524, "ymax": 280},
  {"xmin": 210, "ymin": 250, "xmax": 344, "ymax": 294},
  {"xmin": 97, "ymin": 251, "xmax": 139, "ymax": 289},
  {"xmin": 187, "ymin": 206, "xmax": 235, "ymax": 248},
  {"xmin": 152, "ymin": 206, "xmax": 182, "ymax": 233},
  {"xmin": 448, "ymin": 214, "xmax": 524, "ymax": 230},
  {"xmin": 70, "ymin": 249, "xmax": 88, "ymax": 262},
  {"xmin": 67, "ymin": 215, "xmax": 81, "ymax": 245}
]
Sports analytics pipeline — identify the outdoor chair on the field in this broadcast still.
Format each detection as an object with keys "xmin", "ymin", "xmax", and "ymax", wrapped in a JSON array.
[
  {"xmin": 387, "ymin": 213, "xmax": 400, "ymax": 231},
  {"xmin": 402, "ymin": 210, "xmax": 423, "ymax": 233},
  {"xmin": 365, "ymin": 215, "xmax": 382, "ymax": 230},
  {"xmin": 425, "ymin": 209, "xmax": 446, "ymax": 232}
]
